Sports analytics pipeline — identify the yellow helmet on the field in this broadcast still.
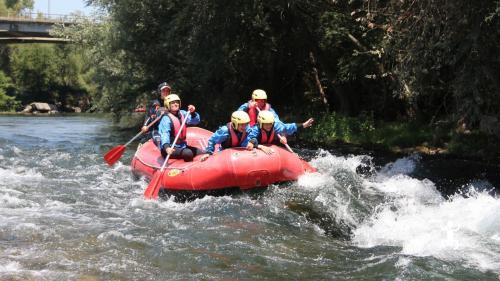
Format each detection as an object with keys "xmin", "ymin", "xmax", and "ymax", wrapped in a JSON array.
[
  {"xmin": 230, "ymin": 111, "xmax": 250, "ymax": 130},
  {"xmin": 251, "ymin": 89, "xmax": 267, "ymax": 101},
  {"xmin": 257, "ymin": 110, "xmax": 275, "ymax": 128},
  {"xmin": 165, "ymin": 94, "xmax": 181, "ymax": 110}
]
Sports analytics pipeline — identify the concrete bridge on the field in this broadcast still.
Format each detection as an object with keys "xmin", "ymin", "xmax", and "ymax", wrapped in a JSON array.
[{"xmin": 0, "ymin": 13, "xmax": 84, "ymax": 43}]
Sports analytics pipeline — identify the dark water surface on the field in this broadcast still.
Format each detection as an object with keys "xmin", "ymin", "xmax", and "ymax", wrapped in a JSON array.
[{"xmin": 0, "ymin": 116, "xmax": 499, "ymax": 280}]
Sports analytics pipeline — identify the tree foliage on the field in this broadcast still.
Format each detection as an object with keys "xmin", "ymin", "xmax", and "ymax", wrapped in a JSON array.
[
  {"xmin": 81, "ymin": 0, "xmax": 398, "ymax": 124},
  {"xmin": 0, "ymin": 0, "xmax": 33, "ymax": 16},
  {"xmin": 7, "ymin": 44, "xmax": 92, "ymax": 108},
  {"xmin": 371, "ymin": 0, "xmax": 500, "ymax": 125},
  {"xmin": 0, "ymin": 70, "xmax": 18, "ymax": 111},
  {"xmin": 55, "ymin": 0, "xmax": 500, "ymax": 133}
]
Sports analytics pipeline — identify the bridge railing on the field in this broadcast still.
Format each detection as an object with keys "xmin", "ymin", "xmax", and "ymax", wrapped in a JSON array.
[{"xmin": 3, "ymin": 11, "xmax": 89, "ymax": 23}]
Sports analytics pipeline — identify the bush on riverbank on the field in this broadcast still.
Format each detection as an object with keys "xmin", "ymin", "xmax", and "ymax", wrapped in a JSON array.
[
  {"xmin": 301, "ymin": 112, "xmax": 431, "ymax": 147},
  {"xmin": 446, "ymin": 132, "xmax": 500, "ymax": 161},
  {"xmin": 0, "ymin": 71, "xmax": 18, "ymax": 112},
  {"xmin": 0, "ymin": 91, "xmax": 19, "ymax": 112},
  {"xmin": 300, "ymin": 113, "xmax": 500, "ymax": 161}
]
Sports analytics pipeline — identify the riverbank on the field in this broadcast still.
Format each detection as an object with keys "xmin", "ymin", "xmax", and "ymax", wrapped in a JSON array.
[
  {"xmin": 299, "ymin": 113, "xmax": 500, "ymax": 164},
  {"xmin": 3, "ymin": 110, "xmax": 499, "ymax": 163},
  {"xmin": 0, "ymin": 111, "xmax": 108, "ymax": 117},
  {"xmin": 0, "ymin": 111, "xmax": 145, "ymax": 130}
]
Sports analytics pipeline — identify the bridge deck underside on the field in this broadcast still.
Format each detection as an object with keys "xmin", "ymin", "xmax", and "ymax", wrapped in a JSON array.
[{"xmin": 0, "ymin": 19, "xmax": 73, "ymax": 43}]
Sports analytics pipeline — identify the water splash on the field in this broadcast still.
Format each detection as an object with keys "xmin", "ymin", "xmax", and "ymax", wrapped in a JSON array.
[
  {"xmin": 296, "ymin": 151, "xmax": 500, "ymax": 275},
  {"xmin": 353, "ymin": 161, "xmax": 500, "ymax": 274}
]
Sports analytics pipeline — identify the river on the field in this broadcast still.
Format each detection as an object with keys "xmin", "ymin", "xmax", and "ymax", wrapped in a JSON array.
[{"xmin": 0, "ymin": 115, "xmax": 499, "ymax": 280}]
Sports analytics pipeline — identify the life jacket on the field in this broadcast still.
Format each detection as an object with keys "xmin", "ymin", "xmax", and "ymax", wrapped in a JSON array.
[
  {"xmin": 259, "ymin": 127, "xmax": 275, "ymax": 144},
  {"xmin": 247, "ymin": 100, "xmax": 271, "ymax": 126},
  {"xmin": 167, "ymin": 112, "xmax": 187, "ymax": 144},
  {"xmin": 222, "ymin": 122, "xmax": 247, "ymax": 148}
]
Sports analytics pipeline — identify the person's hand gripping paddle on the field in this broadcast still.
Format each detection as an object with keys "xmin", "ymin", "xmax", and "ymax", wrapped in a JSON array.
[{"xmin": 143, "ymin": 110, "xmax": 189, "ymax": 199}]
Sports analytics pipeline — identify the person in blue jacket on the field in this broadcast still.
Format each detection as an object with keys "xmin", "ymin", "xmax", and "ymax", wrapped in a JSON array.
[
  {"xmin": 141, "ymin": 82, "xmax": 171, "ymax": 142},
  {"xmin": 237, "ymin": 89, "xmax": 279, "ymax": 126},
  {"xmin": 140, "ymin": 99, "xmax": 165, "ymax": 145},
  {"xmin": 200, "ymin": 111, "xmax": 256, "ymax": 161},
  {"xmin": 158, "ymin": 93, "xmax": 203, "ymax": 161},
  {"xmin": 246, "ymin": 110, "xmax": 314, "ymax": 154}
]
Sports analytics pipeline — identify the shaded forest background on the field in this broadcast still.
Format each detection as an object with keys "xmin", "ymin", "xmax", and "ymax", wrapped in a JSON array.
[{"xmin": 1, "ymin": 0, "xmax": 499, "ymax": 153}]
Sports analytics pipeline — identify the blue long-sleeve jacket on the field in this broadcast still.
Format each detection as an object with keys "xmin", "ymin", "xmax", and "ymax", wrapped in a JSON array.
[
  {"xmin": 247, "ymin": 121, "xmax": 298, "ymax": 145},
  {"xmin": 205, "ymin": 125, "xmax": 253, "ymax": 154},
  {"xmin": 143, "ymin": 100, "xmax": 161, "ymax": 127},
  {"xmin": 159, "ymin": 110, "xmax": 200, "ymax": 149},
  {"xmin": 237, "ymin": 102, "xmax": 280, "ymax": 122}
]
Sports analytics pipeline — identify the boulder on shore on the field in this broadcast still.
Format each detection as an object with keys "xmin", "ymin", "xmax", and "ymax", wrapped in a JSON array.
[
  {"xmin": 64, "ymin": 105, "xmax": 82, "ymax": 113},
  {"xmin": 31, "ymin": 102, "xmax": 52, "ymax": 112},
  {"xmin": 20, "ymin": 102, "xmax": 59, "ymax": 114},
  {"xmin": 21, "ymin": 104, "xmax": 32, "ymax": 113}
]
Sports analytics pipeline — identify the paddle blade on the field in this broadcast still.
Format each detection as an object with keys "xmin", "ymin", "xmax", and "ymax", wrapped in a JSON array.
[
  {"xmin": 104, "ymin": 145, "xmax": 126, "ymax": 166},
  {"xmin": 143, "ymin": 171, "xmax": 163, "ymax": 199}
]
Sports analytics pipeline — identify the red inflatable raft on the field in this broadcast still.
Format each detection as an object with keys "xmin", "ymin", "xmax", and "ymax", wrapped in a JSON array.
[{"xmin": 131, "ymin": 127, "xmax": 315, "ymax": 192}]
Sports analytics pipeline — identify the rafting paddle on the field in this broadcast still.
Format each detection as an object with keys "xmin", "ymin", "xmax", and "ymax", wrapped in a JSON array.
[
  {"xmin": 277, "ymin": 134, "xmax": 295, "ymax": 154},
  {"xmin": 104, "ymin": 114, "xmax": 163, "ymax": 166},
  {"xmin": 143, "ymin": 109, "xmax": 190, "ymax": 199}
]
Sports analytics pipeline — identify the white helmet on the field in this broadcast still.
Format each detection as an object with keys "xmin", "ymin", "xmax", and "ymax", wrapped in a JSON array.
[
  {"xmin": 257, "ymin": 110, "xmax": 275, "ymax": 128},
  {"xmin": 165, "ymin": 94, "xmax": 181, "ymax": 110},
  {"xmin": 230, "ymin": 111, "xmax": 250, "ymax": 130},
  {"xmin": 251, "ymin": 89, "xmax": 267, "ymax": 101}
]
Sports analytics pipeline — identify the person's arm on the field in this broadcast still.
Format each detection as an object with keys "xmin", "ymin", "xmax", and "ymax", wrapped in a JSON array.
[
  {"xmin": 205, "ymin": 127, "xmax": 229, "ymax": 155},
  {"xmin": 274, "ymin": 121, "xmax": 297, "ymax": 136},
  {"xmin": 143, "ymin": 116, "xmax": 151, "ymax": 126},
  {"xmin": 299, "ymin": 118, "xmax": 314, "ymax": 129},
  {"xmin": 240, "ymin": 128, "xmax": 252, "ymax": 147},
  {"xmin": 141, "ymin": 116, "xmax": 151, "ymax": 133},
  {"xmin": 270, "ymin": 107, "xmax": 280, "ymax": 122},
  {"xmin": 273, "ymin": 121, "xmax": 295, "ymax": 145},
  {"xmin": 158, "ymin": 117, "xmax": 171, "ymax": 150},
  {"xmin": 201, "ymin": 127, "xmax": 229, "ymax": 161},
  {"xmin": 245, "ymin": 126, "xmax": 259, "ymax": 150},
  {"xmin": 183, "ymin": 109, "xmax": 200, "ymax": 125},
  {"xmin": 237, "ymin": 102, "xmax": 249, "ymax": 112},
  {"xmin": 205, "ymin": 134, "xmax": 217, "ymax": 155}
]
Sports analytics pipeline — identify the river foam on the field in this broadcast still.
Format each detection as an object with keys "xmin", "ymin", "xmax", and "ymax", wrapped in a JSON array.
[
  {"xmin": 298, "ymin": 152, "xmax": 499, "ymax": 275},
  {"xmin": 349, "ymin": 154, "xmax": 499, "ymax": 274}
]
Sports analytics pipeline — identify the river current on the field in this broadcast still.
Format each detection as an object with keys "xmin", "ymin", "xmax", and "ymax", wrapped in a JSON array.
[{"xmin": 0, "ymin": 116, "xmax": 499, "ymax": 280}]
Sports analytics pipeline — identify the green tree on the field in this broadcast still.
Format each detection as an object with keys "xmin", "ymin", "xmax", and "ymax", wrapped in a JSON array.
[
  {"xmin": 0, "ymin": 0, "xmax": 33, "ymax": 16},
  {"xmin": 0, "ymin": 70, "xmax": 18, "ymax": 111},
  {"xmin": 10, "ymin": 44, "xmax": 59, "ymax": 103},
  {"xmin": 8, "ymin": 44, "xmax": 94, "ymax": 109}
]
